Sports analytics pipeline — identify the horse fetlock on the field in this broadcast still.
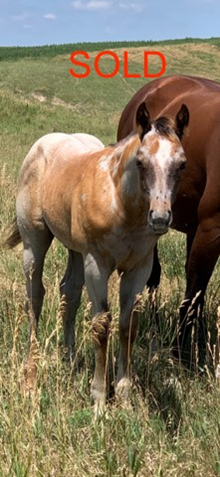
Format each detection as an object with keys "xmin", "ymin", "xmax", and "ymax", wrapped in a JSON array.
[
  {"xmin": 91, "ymin": 381, "xmax": 106, "ymax": 418},
  {"xmin": 63, "ymin": 321, "xmax": 75, "ymax": 349},
  {"xmin": 62, "ymin": 343, "xmax": 75, "ymax": 364},
  {"xmin": 115, "ymin": 377, "xmax": 132, "ymax": 408}
]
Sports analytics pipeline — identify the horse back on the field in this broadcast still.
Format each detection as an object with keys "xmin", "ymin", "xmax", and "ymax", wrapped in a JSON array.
[
  {"xmin": 117, "ymin": 75, "xmax": 220, "ymax": 234},
  {"xmin": 118, "ymin": 75, "xmax": 220, "ymax": 143},
  {"xmin": 16, "ymin": 133, "xmax": 105, "ymax": 246}
]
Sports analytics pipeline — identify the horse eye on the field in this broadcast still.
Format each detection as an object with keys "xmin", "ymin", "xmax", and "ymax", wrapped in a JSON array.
[
  {"xmin": 179, "ymin": 161, "xmax": 186, "ymax": 171},
  {"xmin": 136, "ymin": 158, "xmax": 143, "ymax": 169}
]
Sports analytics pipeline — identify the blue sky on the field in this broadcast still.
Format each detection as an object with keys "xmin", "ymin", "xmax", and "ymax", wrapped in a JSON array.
[{"xmin": 0, "ymin": 0, "xmax": 219, "ymax": 47}]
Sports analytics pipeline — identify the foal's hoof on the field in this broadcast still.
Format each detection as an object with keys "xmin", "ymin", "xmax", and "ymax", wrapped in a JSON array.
[
  {"xmin": 115, "ymin": 377, "xmax": 132, "ymax": 409},
  {"xmin": 93, "ymin": 400, "xmax": 107, "ymax": 421},
  {"xmin": 91, "ymin": 383, "xmax": 106, "ymax": 420}
]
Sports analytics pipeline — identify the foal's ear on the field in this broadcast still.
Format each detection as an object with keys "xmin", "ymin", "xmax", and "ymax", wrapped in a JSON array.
[
  {"xmin": 136, "ymin": 102, "xmax": 151, "ymax": 139},
  {"xmin": 175, "ymin": 104, "xmax": 189, "ymax": 139}
]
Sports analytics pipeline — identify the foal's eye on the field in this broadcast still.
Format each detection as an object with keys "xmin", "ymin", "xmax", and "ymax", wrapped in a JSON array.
[{"xmin": 136, "ymin": 158, "xmax": 143, "ymax": 169}]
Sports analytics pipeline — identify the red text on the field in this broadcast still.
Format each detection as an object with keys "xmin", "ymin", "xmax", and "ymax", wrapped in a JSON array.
[{"xmin": 69, "ymin": 50, "xmax": 166, "ymax": 79}]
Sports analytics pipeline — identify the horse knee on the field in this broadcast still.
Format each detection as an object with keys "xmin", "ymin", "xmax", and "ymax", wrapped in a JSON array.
[
  {"xmin": 60, "ymin": 278, "xmax": 82, "ymax": 301},
  {"xmin": 25, "ymin": 283, "xmax": 45, "ymax": 320},
  {"xmin": 92, "ymin": 312, "xmax": 112, "ymax": 346}
]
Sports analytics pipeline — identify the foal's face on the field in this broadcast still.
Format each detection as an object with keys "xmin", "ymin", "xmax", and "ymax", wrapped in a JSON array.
[{"xmin": 136, "ymin": 127, "xmax": 187, "ymax": 234}]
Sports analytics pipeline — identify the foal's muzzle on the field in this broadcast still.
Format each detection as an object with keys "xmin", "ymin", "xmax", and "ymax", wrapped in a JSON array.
[{"xmin": 148, "ymin": 209, "xmax": 172, "ymax": 235}]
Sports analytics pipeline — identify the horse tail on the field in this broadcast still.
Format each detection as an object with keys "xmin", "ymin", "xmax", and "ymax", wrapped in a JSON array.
[{"xmin": 4, "ymin": 218, "xmax": 22, "ymax": 249}]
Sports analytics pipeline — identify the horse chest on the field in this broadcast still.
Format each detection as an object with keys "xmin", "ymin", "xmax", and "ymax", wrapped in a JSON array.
[{"xmin": 99, "ymin": 226, "xmax": 157, "ymax": 271}]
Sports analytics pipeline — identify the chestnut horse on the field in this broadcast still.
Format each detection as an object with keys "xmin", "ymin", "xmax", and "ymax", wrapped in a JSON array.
[
  {"xmin": 6, "ymin": 103, "xmax": 188, "ymax": 414},
  {"xmin": 117, "ymin": 74, "xmax": 220, "ymax": 370}
]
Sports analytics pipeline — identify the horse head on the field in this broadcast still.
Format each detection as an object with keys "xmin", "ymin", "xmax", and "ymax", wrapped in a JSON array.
[{"xmin": 135, "ymin": 101, "xmax": 189, "ymax": 234}]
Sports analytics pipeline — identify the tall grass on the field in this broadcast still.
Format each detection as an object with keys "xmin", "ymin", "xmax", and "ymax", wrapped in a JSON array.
[{"xmin": 1, "ymin": 247, "xmax": 220, "ymax": 476}]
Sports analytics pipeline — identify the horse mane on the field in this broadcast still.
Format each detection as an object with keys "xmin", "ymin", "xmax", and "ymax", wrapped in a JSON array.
[
  {"xmin": 152, "ymin": 116, "xmax": 176, "ymax": 140},
  {"xmin": 108, "ymin": 130, "xmax": 137, "ymax": 149},
  {"xmin": 109, "ymin": 116, "xmax": 177, "ymax": 150}
]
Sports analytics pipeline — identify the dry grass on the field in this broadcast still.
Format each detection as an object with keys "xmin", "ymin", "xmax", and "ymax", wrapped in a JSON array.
[{"xmin": 1, "ymin": 252, "xmax": 220, "ymax": 476}]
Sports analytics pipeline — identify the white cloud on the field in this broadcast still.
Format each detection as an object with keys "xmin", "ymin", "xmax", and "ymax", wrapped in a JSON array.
[
  {"xmin": 130, "ymin": 2, "xmax": 144, "ymax": 12},
  {"xmin": 71, "ymin": 0, "xmax": 144, "ymax": 11},
  {"xmin": 44, "ymin": 13, "xmax": 57, "ymax": 20},
  {"xmin": 71, "ymin": 1, "xmax": 112, "ymax": 9},
  {"xmin": 118, "ymin": 2, "xmax": 144, "ymax": 12}
]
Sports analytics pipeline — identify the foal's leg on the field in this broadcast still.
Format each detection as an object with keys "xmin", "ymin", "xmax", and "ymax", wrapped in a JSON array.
[
  {"xmin": 83, "ymin": 253, "xmax": 111, "ymax": 415},
  {"xmin": 60, "ymin": 250, "xmax": 84, "ymax": 362},
  {"xmin": 116, "ymin": 256, "xmax": 153, "ymax": 401},
  {"xmin": 21, "ymin": 228, "xmax": 53, "ymax": 391}
]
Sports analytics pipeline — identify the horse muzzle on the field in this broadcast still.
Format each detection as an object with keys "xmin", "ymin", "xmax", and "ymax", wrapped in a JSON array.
[{"xmin": 148, "ymin": 209, "xmax": 172, "ymax": 235}]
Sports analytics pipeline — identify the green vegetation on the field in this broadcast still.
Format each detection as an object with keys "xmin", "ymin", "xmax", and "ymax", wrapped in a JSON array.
[
  {"xmin": 1, "ymin": 39, "xmax": 220, "ymax": 476},
  {"xmin": 1, "ymin": 36, "xmax": 220, "ymax": 61}
]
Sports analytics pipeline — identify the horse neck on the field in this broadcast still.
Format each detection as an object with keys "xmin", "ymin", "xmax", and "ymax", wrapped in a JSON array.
[
  {"xmin": 120, "ymin": 158, "xmax": 141, "ymax": 201},
  {"xmin": 110, "ymin": 146, "xmax": 148, "ymax": 225}
]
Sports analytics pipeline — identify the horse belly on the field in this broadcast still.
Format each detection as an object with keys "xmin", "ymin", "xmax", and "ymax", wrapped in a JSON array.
[
  {"xmin": 42, "ymin": 196, "xmax": 88, "ymax": 253},
  {"xmin": 41, "ymin": 173, "xmax": 85, "ymax": 252},
  {"xmin": 171, "ymin": 174, "xmax": 204, "ymax": 234}
]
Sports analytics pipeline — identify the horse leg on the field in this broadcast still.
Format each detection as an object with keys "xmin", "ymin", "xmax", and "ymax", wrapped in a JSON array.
[
  {"xmin": 146, "ymin": 245, "xmax": 161, "ymax": 342},
  {"xmin": 60, "ymin": 250, "xmax": 84, "ymax": 362},
  {"xmin": 116, "ymin": 255, "xmax": 153, "ymax": 402},
  {"xmin": 177, "ymin": 224, "xmax": 220, "ymax": 370},
  {"xmin": 146, "ymin": 245, "xmax": 161, "ymax": 291},
  {"xmin": 21, "ymin": 228, "xmax": 53, "ymax": 392},
  {"xmin": 83, "ymin": 253, "xmax": 111, "ymax": 416},
  {"xmin": 174, "ymin": 233, "xmax": 195, "ymax": 362}
]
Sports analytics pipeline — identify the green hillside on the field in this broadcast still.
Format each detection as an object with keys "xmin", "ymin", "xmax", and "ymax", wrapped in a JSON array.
[{"xmin": 1, "ymin": 36, "xmax": 220, "ymax": 60}]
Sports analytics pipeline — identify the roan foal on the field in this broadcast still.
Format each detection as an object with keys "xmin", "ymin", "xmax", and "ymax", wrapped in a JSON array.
[{"xmin": 5, "ymin": 103, "xmax": 189, "ymax": 414}]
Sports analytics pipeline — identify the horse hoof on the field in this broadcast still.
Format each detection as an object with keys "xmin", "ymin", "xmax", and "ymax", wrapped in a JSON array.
[{"xmin": 115, "ymin": 377, "xmax": 132, "ymax": 409}]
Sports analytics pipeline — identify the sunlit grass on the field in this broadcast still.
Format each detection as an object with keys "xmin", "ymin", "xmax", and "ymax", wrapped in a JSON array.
[{"xmin": 1, "ymin": 253, "xmax": 220, "ymax": 476}]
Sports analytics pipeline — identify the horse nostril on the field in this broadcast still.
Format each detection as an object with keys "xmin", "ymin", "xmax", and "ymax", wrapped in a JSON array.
[
  {"xmin": 148, "ymin": 208, "xmax": 172, "ymax": 231},
  {"xmin": 149, "ymin": 209, "xmax": 171, "ymax": 222}
]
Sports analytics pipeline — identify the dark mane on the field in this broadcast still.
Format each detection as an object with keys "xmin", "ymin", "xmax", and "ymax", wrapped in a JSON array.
[
  {"xmin": 111, "ymin": 117, "xmax": 176, "ymax": 147},
  {"xmin": 153, "ymin": 116, "xmax": 176, "ymax": 139}
]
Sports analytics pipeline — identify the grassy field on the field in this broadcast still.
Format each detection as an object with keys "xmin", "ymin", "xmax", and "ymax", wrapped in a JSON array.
[{"xmin": 1, "ymin": 39, "xmax": 220, "ymax": 476}]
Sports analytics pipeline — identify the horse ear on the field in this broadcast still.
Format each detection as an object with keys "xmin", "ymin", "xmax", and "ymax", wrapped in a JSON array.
[
  {"xmin": 175, "ymin": 104, "xmax": 189, "ymax": 139},
  {"xmin": 136, "ymin": 102, "xmax": 151, "ymax": 139}
]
